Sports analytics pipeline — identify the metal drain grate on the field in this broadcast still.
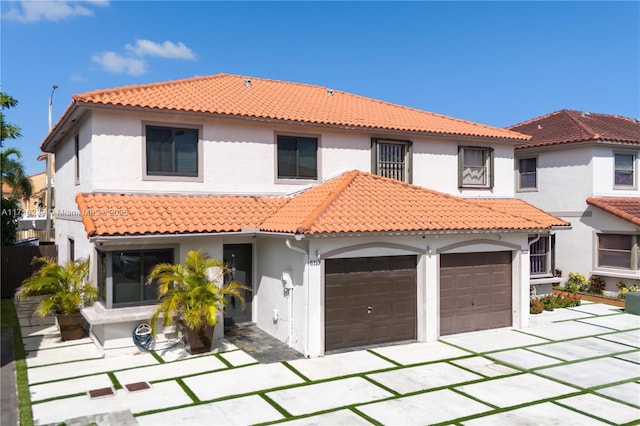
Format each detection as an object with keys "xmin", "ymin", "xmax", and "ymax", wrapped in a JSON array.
[
  {"xmin": 87, "ymin": 387, "xmax": 115, "ymax": 399},
  {"xmin": 124, "ymin": 382, "xmax": 151, "ymax": 392}
]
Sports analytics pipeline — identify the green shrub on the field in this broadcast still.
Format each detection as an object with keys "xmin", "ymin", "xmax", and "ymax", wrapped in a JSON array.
[
  {"xmin": 617, "ymin": 281, "xmax": 640, "ymax": 299},
  {"xmin": 565, "ymin": 272, "xmax": 588, "ymax": 293},
  {"xmin": 530, "ymin": 293, "xmax": 581, "ymax": 314},
  {"xmin": 588, "ymin": 276, "xmax": 606, "ymax": 295}
]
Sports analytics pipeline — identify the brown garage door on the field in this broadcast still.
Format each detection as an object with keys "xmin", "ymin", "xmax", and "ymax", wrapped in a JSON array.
[
  {"xmin": 325, "ymin": 255, "xmax": 417, "ymax": 352},
  {"xmin": 440, "ymin": 251, "xmax": 512, "ymax": 336}
]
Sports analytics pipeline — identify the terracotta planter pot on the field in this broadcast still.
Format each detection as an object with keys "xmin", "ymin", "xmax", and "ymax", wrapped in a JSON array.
[
  {"xmin": 56, "ymin": 312, "xmax": 87, "ymax": 341},
  {"xmin": 182, "ymin": 323, "xmax": 215, "ymax": 355}
]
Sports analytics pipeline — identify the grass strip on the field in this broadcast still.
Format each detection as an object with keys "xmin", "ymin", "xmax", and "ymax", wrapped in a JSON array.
[
  {"xmin": 107, "ymin": 371, "xmax": 122, "ymax": 390},
  {"xmin": 214, "ymin": 352, "xmax": 233, "ymax": 368},
  {"xmin": 259, "ymin": 393, "xmax": 292, "ymax": 418},
  {"xmin": 366, "ymin": 349, "xmax": 403, "ymax": 367},
  {"xmin": 176, "ymin": 378, "xmax": 200, "ymax": 403},
  {"xmin": 148, "ymin": 350, "xmax": 165, "ymax": 364},
  {"xmin": 281, "ymin": 361, "xmax": 310, "ymax": 382},
  {"xmin": 2, "ymin": 298, "xmax": 34, "ymax": 426}
]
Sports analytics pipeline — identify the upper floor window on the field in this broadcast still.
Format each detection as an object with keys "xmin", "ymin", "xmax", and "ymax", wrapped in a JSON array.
[
  {"xmin": 146, "ymin": 126, "xmax": 199, "ymax": 177},
  {"xmin": 372, "ymin": 138, "xmax": 412, "ymax": 182},
  {"xmin": 614, "ymin": 153, "xmax": 635, "ymax": 188},
  {"xmin": 459, "ymin": 146, "xmax": 494, "ymax": 188},
  {"xmin": 74, "ymin": 134, "xmax": 80, "ymax": 185},
  {"xmin": 530, "ymin": 235, "xmax": 553, "ymax": 276},
  {"xmin": 597, "ymin": 234, "xmax": 638, "ymax": 270},
  {"xmin": 517, "ymin": 157, "xmax": 537, "ymax": 191},
  {"xmin": 277, "ymin": 135, "xmax": 318, "ymax": 180}
]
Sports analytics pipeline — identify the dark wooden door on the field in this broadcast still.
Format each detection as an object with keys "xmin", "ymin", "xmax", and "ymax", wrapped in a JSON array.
[
  {"xmin": 223, "ymin": 244, "xmax": 253, "ymax": 325},
  {"xmin": 440, "ymin": 251, "xmax": 512, "ymax": 336},
  {"xmin": 325, "ymin": 255, "xmax": 417, "ymax": 352}
]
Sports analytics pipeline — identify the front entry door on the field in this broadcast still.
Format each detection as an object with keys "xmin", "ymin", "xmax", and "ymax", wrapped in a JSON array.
[{"xmin": 223, "ymin": 244, "xmax": 253, "ymax": 326}]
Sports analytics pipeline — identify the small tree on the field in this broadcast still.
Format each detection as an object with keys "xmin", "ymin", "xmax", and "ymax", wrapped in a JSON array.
[
  {"xmin": 147, "ymin": 249, "xmax": 250, "ymax": 338},
  {"xmin": 1, "ymin": 92, "xmax": 21, "ymax": 147},
  {"xmin": 16, "ymin": 257, "xmax": 97, "ymax": 316},
  {"xmin": 1, "ymin": 197, "xmax": 19, "ymax": 246}
]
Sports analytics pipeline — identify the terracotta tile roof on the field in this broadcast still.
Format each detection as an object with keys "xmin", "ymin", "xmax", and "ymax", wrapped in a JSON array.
[
  {"xmin": 77, "ymin": 172, "xmax": 567, "ymax": 237},
  {"xmin": 509, "ymin": 109, "xmax": 640, "ymax": 149},
  {"xmin": 75, "ymin": 193, "xmax": 287, "ymax": 237},
  {"xmin": 586, "ymin": 197, "xmax": 640, "ymax": 226},
  {"xmin": 466, "ymin": 199, "xmax": 570, "ymax": 228},
  {"xmin": 261, "ymin": 171, "xmax": 565, "ymax": 235},
  {"xmin": 66, "ymin": 73, "xmax": 527, "ymax": 141}
]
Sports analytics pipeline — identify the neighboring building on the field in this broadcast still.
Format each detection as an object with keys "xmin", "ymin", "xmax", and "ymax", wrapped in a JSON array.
[
  {"xmin": 510, "ymin": 109, "xmax": 640, "ymax": 295},
  {"xmin": 41, "ymin": 73, "xmax": 568, "ymax": 356},
  {"xmin": 15, "ymin": 153, "xmax": 56, "ymax": 243}
]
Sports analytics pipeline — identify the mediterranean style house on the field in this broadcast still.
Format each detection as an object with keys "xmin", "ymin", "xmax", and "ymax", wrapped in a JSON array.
[
  {"xmin": 510, "ymin": 110, "xmax": 640, "ymax": 295},
  {"xmin": 41, "ymin": 73, "xmax": 567, "ymax": 356}
]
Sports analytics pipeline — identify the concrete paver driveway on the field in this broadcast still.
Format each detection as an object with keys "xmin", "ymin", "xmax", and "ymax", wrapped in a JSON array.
[{"xmin": 17, "ymin": 301, "xmax": 640, "ymax": 425}]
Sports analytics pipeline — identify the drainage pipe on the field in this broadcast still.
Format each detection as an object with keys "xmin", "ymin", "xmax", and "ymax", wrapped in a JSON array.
[{"xmin": 285, "ymin": 239, "xmax": 310, "ymax": 357}]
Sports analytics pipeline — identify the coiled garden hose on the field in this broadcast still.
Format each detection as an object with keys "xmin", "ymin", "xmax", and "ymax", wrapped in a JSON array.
[{"xmin": 132, "ymin": 323, "xmax": 155, "ymax": 351}]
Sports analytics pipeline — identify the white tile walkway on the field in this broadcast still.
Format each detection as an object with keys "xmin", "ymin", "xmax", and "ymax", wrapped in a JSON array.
[
  {"xmin": 596, "ymin": 329, "xmax": 640, "ymax": 346},
  {"xmin": 455, "ymin": 373, "xmax": 577, "ymax": 407},
  {"xmin": 523, "ymin": 320, "xmax": 613, "ymax": 341},
  {"xmin": 487, "ymin": 348, "xmax": 563, "ymax": 370},
  {"xmin": 555, "ymin": 393, "xmax": 640, "ymax": 424},
  {"xmin": 450, "ymin": 356, "xmax": 519, "ymax": 377},
  {"xmin": 358, "ymin": 389, "xmax": 491, "ymax": 425},
  {"xmin": 462, "ymin": 402, "xmax": 609, "ymax": 425},
  {"xmin": 272, "ymin": 409, "xmax": 373, "ymax": 425},
  {"xmin": 594, "ymin": 382, "xmax": 640, "ymax": 407},
  {"xmin": 526, "ymin": 336, "xmax": 634, "ymax": 361},
  {"xmin": 218, "ymin": 349, "xmax": 258, "ymax": 367},
  {"xmin": 286, "ymin": 350, "xmax": 394, "ymax": 381},
  {"xmin": 29, "ymin": 373, "xmax": 113, "ymax": 402},
  {"xmin": 136, "ymin": 394, "xmax": 284, "ymax": 425},
  {"xmin": 26, "ymin": 342, "xmax": 103, "ymax": 367},
  {"xmin": 266, "ymin": 377, "xmax": 392, "ymax": 416},
  {"xmin": 367, "ymin": 362, "xmax": 482, "ymax": 394},
  {"xmin": 536, "ymin": 357, "xmax": 640, "ymax": 388},
  {"xmin": 183, "ymin": 363, "xmax": 304, "ymax": 401},
  {"xmin": 441, "ymin": 328, "xmax": 548, "ymax": 353},
  {"xmin": 579, "ymin": 313, "xmax": 640, "ymax": 330},
  {"xmin": 114, "ymin": 354, "xmax": 227, "ymax": 384},
  {"xmin": 369, "ymin": 341, "xmax": 472, "ymax": 365}
]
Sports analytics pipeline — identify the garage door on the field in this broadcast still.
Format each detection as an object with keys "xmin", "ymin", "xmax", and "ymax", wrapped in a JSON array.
[
  {"xmin": 440, "ymin": 251, "xmax": 512, "ymax": 336},
  {"xmin": 325, "ymin": 255, "xmax": 417, "ymax": 352}
]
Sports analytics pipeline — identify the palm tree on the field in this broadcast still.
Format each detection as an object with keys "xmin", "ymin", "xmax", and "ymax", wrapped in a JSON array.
[
  {"xmin": 1, "ymin": 92, "xmax": 21, "ymax": 147},
  {"xmin": 1, "ymin": 147, "xmax": 32, "ymax": 199},
  {"xmin": 16, "ymin": 257, "xmax": 97, "ymax": 317},
  {"xmin": 147, "ymin": 249, "xmax": 250, "ymax": 353}
]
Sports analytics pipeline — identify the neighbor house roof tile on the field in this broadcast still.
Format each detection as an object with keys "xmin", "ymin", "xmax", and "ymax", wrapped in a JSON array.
[
  {"xmin": 66, "ymin": 73, "xmax": 527, "ymax": 141},
  {"xmin": 586, "ymin": 197, "xmax": 640, "ymax": 226},
  {"xmin": 509, "ymin": 109, "xmax": 640, "ymax": 149}
]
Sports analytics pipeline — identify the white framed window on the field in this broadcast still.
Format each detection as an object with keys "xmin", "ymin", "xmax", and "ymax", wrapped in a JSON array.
[
  {"xmin": 144, "ymin": 124, "xmax": 202, "ymax": 180},
  {"xmin": 459, "ymin": 146, "xmax": 494, "ymax": 188},
  {"xmin": 530, "ymin": 235, "xmax": 553, "ymax": 276},
  {"xmin": 614, "ymin": 153, "xmax": 635, "ymax": 188},
  {"xmin": 276, "ymin": 134, "xmax": 318, "ymax": 181},
  {"xmin": 372, "ymin": 138, "xmax": 412, "ymax": 182},
  {"xmin": 597, "ymin": 234, "xmax": 638, "ymax": 270},
  {"xmin": 517, "ymin": 157, "xmax": 537, "ymax": 191}
]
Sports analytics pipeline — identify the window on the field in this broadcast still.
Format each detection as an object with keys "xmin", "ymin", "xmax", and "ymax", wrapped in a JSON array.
[
  {"xmin": 614, "ymin": 153, "xmax": 635, "ymax": 188},
  {"xmin": 530, "ymin": 235, "xmax": 553, "ymax": 275},
  {"xmin": 99, "ymin": 249, "xmax": 174, "ymax": 306},
  {"xmin": 277, "ymin": 135, "xmax": 318, "ymax": 180},
  {"xmin": 68, "ymin": 238, "xmax": 75, "ymax": 262},
  {"xmin": 518, "ymin": 157, "xmax": 537, "ymax": 190},
  {"xmin": 372, "ymin": 138, "xmax": 412, "ymax": 182},
  {"xmin": 74, "ymin": 135, "xmax": 80, "ymax": 185},
  {"xmin": 459, "ymin": 146, "xmax": 494, "ymax": 188},
  {"xmin": 146, "ymin": 126, "xmax": 199, "ymax": 177},
  {"xmin": 597, "ymin": 234, "xmax": 638, "ymax": 270}
]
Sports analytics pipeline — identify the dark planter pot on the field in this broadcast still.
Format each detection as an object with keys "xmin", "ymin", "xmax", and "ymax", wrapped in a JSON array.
[
  {"xmin": 56, "ymin": 312, "xmax": 87, "ymax": 341},
  {"xmin": 183, "ymin": 324, "xmax": 215, "ymax": 355}
]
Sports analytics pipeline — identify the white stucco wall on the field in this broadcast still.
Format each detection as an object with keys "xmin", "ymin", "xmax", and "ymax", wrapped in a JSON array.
[
  {"xmin": 81, "ymin": 109, "xmax": 517, "ymax": 197},
  {"xmin": 592, "ymin": 145, "xmax": 640, "ymax": 196}
]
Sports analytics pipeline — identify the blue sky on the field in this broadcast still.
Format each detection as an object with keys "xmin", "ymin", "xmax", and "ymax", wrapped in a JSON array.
[{"xmin": 2, "ymin": 1, "xmax": 639, "ymax": 176}]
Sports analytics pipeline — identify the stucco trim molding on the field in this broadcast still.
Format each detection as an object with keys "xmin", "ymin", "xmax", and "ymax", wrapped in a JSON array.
[
  {"xmin": 321, "ymin": 242, "xmax": 425, "ymax": 259},
  {"xmin": 437, "ymin": 239, "xmax": 521, "ymax": 254}
]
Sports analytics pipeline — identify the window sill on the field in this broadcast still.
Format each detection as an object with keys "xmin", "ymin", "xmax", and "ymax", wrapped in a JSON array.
[
  {"xmin": 529, "ymin": 276, "xmax": 562, "ymax": 285},
  {"xmin": 517, "ymin": 188, "xmax": 538, "ymax": 193},
  {"xmin": 81, "ymin": 301, "xmax": 158, "ymax": 325},
  {"xmin": 591, "ymin": 268, "xmax": 640, "ymax": 280},
  {"xmin": 143, "ymin": 174, "xmax": 203, "ymax": 183},
  {"xmin": 276, "ymin": 178, "xmax": 319, "ymax": 185}
]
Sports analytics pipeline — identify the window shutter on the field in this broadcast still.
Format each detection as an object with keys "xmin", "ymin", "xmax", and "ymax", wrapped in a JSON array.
[
  {"xmin": 457, "ymin": 146, "xmax": 464, "ymax": 187},
  {"xmin": 489, "ymin": 148, "xmax": 495, "ymax": 188}
]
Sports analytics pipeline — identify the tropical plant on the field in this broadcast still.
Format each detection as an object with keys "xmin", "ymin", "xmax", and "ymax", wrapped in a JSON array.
[
  {"xmin": 1, "ymin": 197, "xmax": 19, "ymax": 246},
  {"xmin": 588, "ymin": 275, "xmax": 606, "ymax": 295},
  {"xmin": 147, "ymin": 249, "xmax": 250, "ymax": 338},
  {"xmin": 617, "ymin": 281, "xmax": 640, "ymax": 300},
  {"xmin": 1, "ymin": 147, "xmax": 32, "ymax": 199},
  {"xmin": 530, "ymin": 292, "xmax": 581, "ymax": 314},
  {"xmin": 15, "ymin": 257, "xmax": 97, "ymax": 316},
  {"xmin": 1, "ymin": 92, "xmax": 21, "ymax": 147},
  {"xmin": 565, "ymin": 272, "xmax": 588, "ymax": 293}
]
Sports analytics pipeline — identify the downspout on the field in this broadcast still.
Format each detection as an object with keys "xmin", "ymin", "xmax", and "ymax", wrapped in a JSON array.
[{"xmin": 285, "ymin": 239, "xmax": 310, "ymax": 358}]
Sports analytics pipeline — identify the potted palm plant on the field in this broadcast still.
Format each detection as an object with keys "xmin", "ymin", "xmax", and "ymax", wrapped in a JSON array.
[
  {"xmin": 147, "ymin": 249, "xmax": 250, "ymax": 355},
  {"xmin": 16, "ymin": 257, "xmax": 98, "ymax": 341}
]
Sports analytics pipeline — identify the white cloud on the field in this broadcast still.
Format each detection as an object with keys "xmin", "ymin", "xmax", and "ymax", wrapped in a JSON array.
[
  {"xmin": 91, "ymin": 51, "xmax": 147, "ymax": 76},
  {"xmin": 125, "ymin": 39, "xmax": 196, "ymax": 60},
  {"xmin": 3, "ymin": 0, "xmax": 109, "ymax": 23}
]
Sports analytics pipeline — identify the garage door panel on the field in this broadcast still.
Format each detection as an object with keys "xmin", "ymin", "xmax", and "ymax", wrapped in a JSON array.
[
  {"xmin": 325, "ymin": 255, "xmax": 417, "ymax": 352},
  {"xmin": 440, "ymin": 251, "xmax": 512, "ymax": 336}
]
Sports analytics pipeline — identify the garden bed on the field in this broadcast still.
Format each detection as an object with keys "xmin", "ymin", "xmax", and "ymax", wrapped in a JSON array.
[{"xmin": 552, "ymin": 289, "xmax": 624, "ymax": 308}]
